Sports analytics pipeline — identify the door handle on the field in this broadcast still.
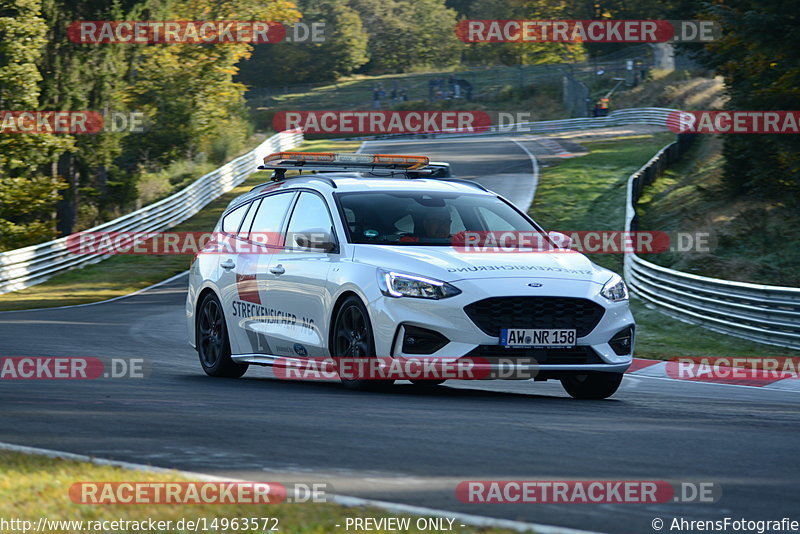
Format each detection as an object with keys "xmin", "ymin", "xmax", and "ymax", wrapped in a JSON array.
[
  {"xmin": 269, "ymin": 264, "xmax": 285, "ymax": 275},
  {"xmin": 221, "ymin": 259, "xmax": 235, "ymax": 270}
]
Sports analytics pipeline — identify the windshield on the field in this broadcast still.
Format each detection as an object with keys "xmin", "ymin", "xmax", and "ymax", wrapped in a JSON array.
[{"xmin": 336, "ymin": 190, "xmax": 544, "ymax": 246}]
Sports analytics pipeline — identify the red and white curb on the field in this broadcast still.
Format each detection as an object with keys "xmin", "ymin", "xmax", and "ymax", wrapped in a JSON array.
[
  {"xmin": 625, "ymin": 358, "xmax": 800, "ymax": 392},
  {"xmin": 535, "ymin": 137, "xmax": 577, "ymax": 158}
]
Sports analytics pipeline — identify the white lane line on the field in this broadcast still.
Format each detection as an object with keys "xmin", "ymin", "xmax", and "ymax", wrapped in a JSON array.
[
  {"xmin": 0, "ymin": 441, "xmax": 603, "ymax": 534},
  {"xmin": 509, "ymin": 137, "xmax": 540, "ymax": 212},
  {"xmin": 356, "ymin": 140, "xmax": 371, "ymax": 153},
  {"xmin": 0, "ymin": 270, "xmax": 189, "ymax": 314},
  {"xmin": 628, "ymin": 373, "xmax": 800, "ymax": 393}
]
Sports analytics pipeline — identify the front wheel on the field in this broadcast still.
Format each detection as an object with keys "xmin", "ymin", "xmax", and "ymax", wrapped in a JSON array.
[
  {"xmin": 196, "ymin": 293, "xmax": 248, "ymax": 378},
  {"xmin": 560, "ymin": 372, "xmax": 622, "ymax": 399},
  {"xmin": 332, "ymin": 296, "xmax": 393, "ymax": 391}
]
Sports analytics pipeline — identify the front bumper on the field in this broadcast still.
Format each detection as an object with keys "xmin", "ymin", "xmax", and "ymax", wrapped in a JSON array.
[{"xmin": 367, "ymin": 277, "xmax": 634, "ymax": 374}]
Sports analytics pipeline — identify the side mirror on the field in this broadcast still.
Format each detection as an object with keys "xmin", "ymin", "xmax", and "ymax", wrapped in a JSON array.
[
  {"xmin": 293, "ymin": 228, "xmax": 337, "ymax": 252},
  {"xmin": 547, "ymin": 231, "xmax": 573, "ymax": 249}
]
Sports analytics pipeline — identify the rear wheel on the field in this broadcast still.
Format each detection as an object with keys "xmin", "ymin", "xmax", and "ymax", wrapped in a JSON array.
[
  {"xmin": 196, "ymin": 293, "xmax": 248, "ymax": 378},
  {"xmin": 332, "ymin": 296, "xmax": 394, "ymax": 390},
  {"xmin": 560, "ymin": 372, "xmax": 622, "ymax": 399}
]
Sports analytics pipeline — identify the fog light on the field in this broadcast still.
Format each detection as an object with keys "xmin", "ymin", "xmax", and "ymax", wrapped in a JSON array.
[
  {"xmin": 401, "ymin": 325, "xmax": 449, "ymax": 355},
  {"xmin": 609, "ymin": 326, "xmax": 635, "ymax": 356}
]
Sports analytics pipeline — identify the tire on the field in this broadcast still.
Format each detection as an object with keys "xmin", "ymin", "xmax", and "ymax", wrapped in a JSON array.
[
  {"xmin": 196, "ymin": 293, "xmax": 248, "ymax": 378},
  {"xmin": 560, "ymin": 372, "xmax": 622, "ymax": 400},
  {"xmin": 331, "ymin": 296, "xmax": 394, "ymax": 391}
]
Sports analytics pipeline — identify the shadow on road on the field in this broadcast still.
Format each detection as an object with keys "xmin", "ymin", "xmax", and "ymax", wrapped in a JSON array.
[{"xmin": 173, "ymin": 373, "xmax": 626, "ymax": 406}]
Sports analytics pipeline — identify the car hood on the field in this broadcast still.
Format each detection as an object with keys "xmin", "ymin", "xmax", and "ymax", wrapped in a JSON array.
[{"xmin": 352, "ymin": 245, "xmax": 611, "ymax": 284}]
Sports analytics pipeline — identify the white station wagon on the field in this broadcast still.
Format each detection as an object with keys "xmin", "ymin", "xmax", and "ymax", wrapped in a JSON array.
[{"xmin": 186, "ymin": 152, "xmax": 634, "ymax": 398}]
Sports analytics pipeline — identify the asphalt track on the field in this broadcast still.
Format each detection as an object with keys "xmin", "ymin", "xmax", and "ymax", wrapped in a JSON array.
[
  {"xmin": 1, "ymin": 137, "xmax": 798, "ymax": 533},
  {"xmin": 359, "ymin": 136, "xmax": 541, "ymax": 210}
]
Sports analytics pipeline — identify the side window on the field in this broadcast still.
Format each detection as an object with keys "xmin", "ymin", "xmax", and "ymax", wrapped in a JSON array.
[
  {"xmin": 285, "ymin": 192, "xmax": 335, "ymax": 249},
  {"xmin": 238, "ymin": 198, "xmax": 260, "ymax": 239},
  {"xmin": 250, "ymin": 192, "xmax": 295, "ymax": 247},
  {"xmin": 221, "ymin": 203, "xmax": 249, "ymax": 234}
]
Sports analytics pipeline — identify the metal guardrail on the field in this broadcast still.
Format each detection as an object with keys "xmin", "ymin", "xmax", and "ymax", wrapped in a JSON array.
[
  {"xmin": 337, "ymin": 107, "xmax": 678, "ymax": 142},
  {"xmin": 483, "ymin": 107, "xmax": 676, "ymax": 134},
  {"xmin": 623, "ymin": 140, "xmax": 800, "ymax": 350},
  {"xmin": 0, "ymin": 130, "xmax": 303, "ymax": 294}
]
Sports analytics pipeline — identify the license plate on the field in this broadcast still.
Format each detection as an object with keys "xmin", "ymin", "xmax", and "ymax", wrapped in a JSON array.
[{"xmin": 499, "ymin": 328, "xmax": 576, "ymax": 348}]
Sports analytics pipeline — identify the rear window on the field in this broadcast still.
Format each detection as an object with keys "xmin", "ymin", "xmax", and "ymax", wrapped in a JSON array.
[{"xmin": 221, "ymin": 203, "xmax": 249, "ymax": 234}]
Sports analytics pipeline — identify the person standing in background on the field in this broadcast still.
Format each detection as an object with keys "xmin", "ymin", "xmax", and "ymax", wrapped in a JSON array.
[{"xmin": 373, "ymin": 84, "xmax": 381, "ymax": 109}]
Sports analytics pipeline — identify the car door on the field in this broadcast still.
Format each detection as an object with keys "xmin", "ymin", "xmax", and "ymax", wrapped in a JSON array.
[
  {"xmin": 261, "ymin": 191, "xmax": 339, "ymax": 358},
  {"xmin": 221, "ymin": 191, "xmax": 296, "ymax": 356},
  {"xmin": 215, "ymin": 200, "xmax": 256, "ymax": 355}
]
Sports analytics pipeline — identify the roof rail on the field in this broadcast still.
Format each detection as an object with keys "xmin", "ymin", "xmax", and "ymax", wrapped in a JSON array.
[{"xmin": 250, "ymin": 174, "xmax": 338, "ymax": 191}]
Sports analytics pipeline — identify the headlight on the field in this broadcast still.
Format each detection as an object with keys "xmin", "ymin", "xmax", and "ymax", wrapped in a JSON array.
[
  {"xmin": 378, "ymin": 270, "xmax": 461, "ymax": 299},
  {"xmin": 600, "ymin": 273, "xmax": 628, "ymax": 302}
]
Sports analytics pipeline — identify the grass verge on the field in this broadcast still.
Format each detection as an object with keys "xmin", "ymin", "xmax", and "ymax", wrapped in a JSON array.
[
  {"xmin": 530, "ymin": 132, "xmax": 675, "ymax": 274},
  {"xmin": 636, "ymin": 134, "xmax": 800, "ymax": 286},
  {"xmin": 0, "ymin": 140, "xmax": 361, "ymax": 312},
  {"xmin": 530, "ymin": 133, "xmax": 800, "ymax": 359},
  {"xmin": 0, "ymin": 450, "xmax": 523, "ymax": 534}
]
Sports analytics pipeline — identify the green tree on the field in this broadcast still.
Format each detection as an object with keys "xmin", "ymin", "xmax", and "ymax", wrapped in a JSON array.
[
  {"xmin": 3, "ymin": 0, "xmax": 302, "ymax": 245},
  {"xmin": 460, "ymin": 0, "xmax": 584, "ymax": 66},
  {"xmin": 0, "ymin": 0, "xmax": 71, "ymax": 250},
  {"xmin": 238, "ymin": 0, "xmax": 368, "ymax": 86},
  {"xmin": 694, "ymin": 0, "xmax": 800, "ymax": 197},
  {"xmin": 38, "ymin": 0, "xmax": 137, "ymax": 234},
  {"xmin": 126, "ymin": 0, "xmax": 301, "ymax": 165},
  {"xmin": 350, "ymin": 0, "xmax": 462, "ymax": 73}
]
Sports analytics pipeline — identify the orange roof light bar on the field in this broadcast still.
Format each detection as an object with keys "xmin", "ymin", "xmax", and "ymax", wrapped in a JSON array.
[
  {"xmin": 372, "ymin": 154, "xmax": 430, "ymax": 169},
  {"xmin": 263, "ymin": 151, "xmax": 336, "ymax": 164},
  {"xmin": 263, "ymin": 152, "xmax": 430, "ymax": 169}
]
